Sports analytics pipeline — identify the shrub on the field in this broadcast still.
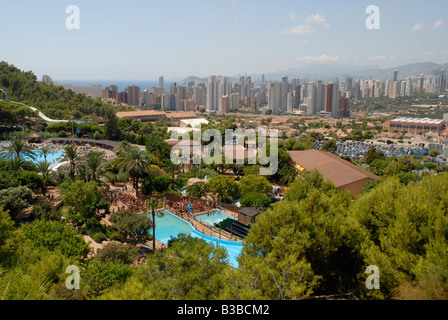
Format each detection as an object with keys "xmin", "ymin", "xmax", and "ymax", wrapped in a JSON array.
[
  {"xmin": 96, "ymin": 242, "xmax": 139, "ymax": 265},
  {"xmin": 58, "ymin": 131, "xmax": 68, "ymax": 138},
  {"xmin": 31, "ymin": 198, "xmax": 60, "ymax": 221},
  {"xmin": 91, "ymin": 232, "xmax": 107, "ymax": 244},
  {"xmin": 240, "ymin": 192, "xmax": 272, "ymax": 210},
  {"xmin": 0, "ymin": 186, "xmax": 33, "ymax": 219},
  {"xmin": 22, "ymin": 220, "xmax": 90, "ymax": 259},
  {"xmin": 81, "ymin": 261, "xmax": 133, "ymax": 297},
  {"xmin": 93, "ymin": 131, "xmax": 104, "ymax": 140}
]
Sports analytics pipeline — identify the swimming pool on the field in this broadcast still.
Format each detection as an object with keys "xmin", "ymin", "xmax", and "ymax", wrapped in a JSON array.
[
  {"xmin": 153, "ymin": 209, "xmax": 243, "ymax": 268},
  {"xmin": 195, "ymin": 210, "xmax": 236, "ymax": 226},
  {"xmin": 0, "ymin": 149, "xmax": 64, "ymax": 165}
]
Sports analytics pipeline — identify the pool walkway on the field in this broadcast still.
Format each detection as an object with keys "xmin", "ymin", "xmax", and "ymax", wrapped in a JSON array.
[{"xmin": 163, "ymin": 205, "xmax": 243, "ymax": 243}]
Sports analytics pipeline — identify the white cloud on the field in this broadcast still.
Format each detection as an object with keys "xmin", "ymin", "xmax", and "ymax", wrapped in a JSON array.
[
  {"xmin": 305, "ymin": 13, "xmax": 330, "ymax": 27},
  {"xmin": 434, "ymin": 19, "xmax": 444, "ymax": 30},
  {"xmin": 367, "ymin": 55, "xmax": 388, "ymax": 61},
  {"xmin": 305, "ymin": 13, "xmax": 327, "ymax": 24},
  {"xmin": 289, "ymin": 12, "xmax": 297, "ymax": 21},
  {"xmin": 280, "ymin": 24, "xmax": 316, "ymax": 35},
  {"xmin": 295, "ymin": 54, "xmax": 345, "ymax": 63},
  {"xmin": 411, "ymin": 23, "xmax": 425, "ymax": 32}
]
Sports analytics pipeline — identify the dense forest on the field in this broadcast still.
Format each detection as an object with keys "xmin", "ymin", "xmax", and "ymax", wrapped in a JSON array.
[
  {"xmin": 0, "ymin": 61, "xmax": 127, "ymax": 120},
  {"xmin": 1, "ymin": 168, "xmax": 447, "ymax": 300}
]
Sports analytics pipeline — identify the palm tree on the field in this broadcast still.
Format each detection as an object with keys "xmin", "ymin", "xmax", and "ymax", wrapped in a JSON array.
[
  {"xmin": 4, "ymin": 134, "xmax": 36, "ymax": 160},
  {"xmin": 7, "ymin": 156, "xmax": 28, "ymax": 171},
  {"xmin": 104, "ymin": 161, "xmax": 120, "ymax": 185},
  {"xmin": 118, "ymin": 141, "xmax": 131, "ymax": 155},
  {"xmin": 36, "ymin": 160, "xmax": 52, "ymax": 195},
  {"xmin": 62, "ymin": 144, "xmax": 82, "ymax": 180},
  {"xmin": 186, "ymin": 182, "xmax": 207, "ymax": 199},
  {"xmin": 145, "ymin": 198, "xmax": 162, "ymax": 253},
  {"xmin": 117, "ymin": 147, "xmax": 150, "ymax": 192},
  {"xmin": 39, "ymin": 145, "xmax": 54, "ymax": 162},
  {"xmin": 86, "ymin": 151, "xmax": 106, "ymax": 182}
]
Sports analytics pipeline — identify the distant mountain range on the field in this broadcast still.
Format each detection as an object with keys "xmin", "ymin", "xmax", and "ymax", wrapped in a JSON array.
[{"xmin": 178, "ymin": 62, "xmax": 447, "ymax": 84}]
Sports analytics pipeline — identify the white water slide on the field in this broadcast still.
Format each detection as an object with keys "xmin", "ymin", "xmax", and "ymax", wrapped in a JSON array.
[{"xmin": 1, "ymin": 88, "xmax": 69, "ymax": 123}]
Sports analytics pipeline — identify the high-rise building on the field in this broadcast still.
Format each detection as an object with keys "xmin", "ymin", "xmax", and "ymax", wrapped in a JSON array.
[
  {"xmin": 306, "ymin": 81, "xmax": 325, "ymax": 115},
  {"xmin": 293, "ymin": 85, "xmax": 301, "ymax": 108},
  {"xmin": 393, "ymin": 70, "xmax": 398, "ymax": 82},
  {"xmin": 245, "ymin": 76, "xmax": 252, "ymax": 97},
  {"xmin": 439, "ymin": 69, "xmax": 446, "ymax": 93},
  {"xmin": 286, "ymin": 92, "xmax": 294, "ymax": 113},
  {"xmin": 418, "ymin": 74, "xmax": 425, "ymax": 94},
  {"xmin": 139, "ymin": 90, "xmax": 152, "ymax": 106},
  {"xmin": 42, "ymin": 75, "xmax": 53, "ymax": 84},
  {"xmin": 282, "ymin": 76, "xmax": 289, "ymax": 96},
  {"xmin": 159, "ymin": 76, "xmax": 164, "ymax": 91},
  {"xmin": 161, "ymin": 93, "xmax": 179, "ymax": 111},
  {"xmin": 345, "ymin": 76, "xmax": 353, "ymax": 96},
  {"xmin": 230, "ymin": 92, "xmax": 240, "ymax": 111},
  {"xmin": 268, "ymin": 82, "xmax": 283, "ymax": 115},
  {"xmin": 103, "ymin": 85, "xmax": 119, "ymax": 100},
  {"xmin": 206, "ymin": 75, "xmax": 219, "ymax": 112},
  {"xmin": 389, "ymin": 81, "xmax": 400, "ymax": 99},
  {"xmin": 325, "ymin": 83, "xmax": 340, "ymax": 118},
  {"xmin": 118, "ymin": 91, "xmax": 127, "ymax": 104},
  {"xmin": 125, "ymin": 85, "xmax": 141, "ymax": 106},
  {"xmin": 218, "ymin": 76, "xmax": 231, "ymax": 110},
  {"xmin": 338, "ymin": 97, "xmax": 349, "ymax": 118},
  {"xmin": 326, "ymin": 83, "xmax": 334, "ymax": 113},
  {"xmin": 221, "ymin": 95, "xmax": 230, "ymax": 114}
]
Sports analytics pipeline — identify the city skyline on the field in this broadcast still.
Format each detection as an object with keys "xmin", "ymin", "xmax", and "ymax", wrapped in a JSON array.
[{"xmin": 1, "ymin": 0, "xmax": 447, "ymax": 81}]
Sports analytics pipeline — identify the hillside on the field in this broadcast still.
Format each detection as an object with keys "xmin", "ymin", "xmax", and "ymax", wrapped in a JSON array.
[{"xmin": 0, "ymin": 61, "xmax": 126, "ymax": 121}]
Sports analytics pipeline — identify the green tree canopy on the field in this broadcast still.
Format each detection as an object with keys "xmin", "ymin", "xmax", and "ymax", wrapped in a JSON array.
[
  {"xmin": 238, "ymin": 175, "xmax": 272, "ymax": 197},
  {"xmin": 21, "ymin": 220, "xmax": 90, "ymax": 259}
]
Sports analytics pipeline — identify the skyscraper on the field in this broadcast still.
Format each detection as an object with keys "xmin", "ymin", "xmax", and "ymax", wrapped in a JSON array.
[
  {"xmin": 393, "ymin": 70, "xmax": 398, "ymax": 82},
  {"xmin": 268, "ymin": 82, "xmax": 282, "ymax": 115},
  {"xmin": 245, "ymin": 76, "xmax": 252, "ymax": 97},
  {"xmin": 439, "ymin": 69, "xmax": 446, "ymax": 94},
  {"xmin": 293, "ymin": 85, "xmax": 301, "ymax": 108},
  {"xmin": 125, "ymin": 85, "xmax": 141, "ymax": 106},
  {"xmin": 282, "ymin": 76, "xmax": 289, "ymax": 96},
  {"xmin": 206, "ymin": 75, "xmax": 219, "ymax": 112},
  {"xmin": 338, "ymin": 97, "xmax": 349, "ymax": 118},
  {"xmin": 345, "ymin": 76, "xmax": 353, "ymax": 97},
  {"xmin": 159, "ymin": 76, "xmax": 164, "ymax": 91},
  {"xmin": 218, "ymin": 76, "xmax": 231, "ymax": 111},
  {"xmin": 221, "ymin": 95, "xmax": 230, "ymax": 114},
  {"xmin": 326, "ymin": 83, "xmax": 334, "ymax": 113},
  {"xmin": 418, "ymin": 74, "xmax": 425, "ymax": 94}
]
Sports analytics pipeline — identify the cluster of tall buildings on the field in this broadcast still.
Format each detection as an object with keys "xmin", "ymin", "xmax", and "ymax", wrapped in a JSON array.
[
  {"xmin": 265, "ymin": 77, "xmax": 302, "ymax": 115},
  {"xmin": 305, "ymin": 81, "xmax": 349, "ymax": 118},
  {"xmin": 344, "ymin": 68, "xmax": 447, "ymax": 100},
  {"xmin": 102, "ymin": 85, "xmax": 141, "ymax": 106},
  {"xmin": 206, "ymin": 75, "xmax": 259, "ymax": 113},
  {"xmin": 43, "ymin": 67, "xmax": 446, "ymax": 118}
]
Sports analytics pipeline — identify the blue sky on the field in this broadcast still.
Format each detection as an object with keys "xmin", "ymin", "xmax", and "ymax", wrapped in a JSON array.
[{"xmin": 0, "ymin": 0, "xmax": 447, "ymax": 80}]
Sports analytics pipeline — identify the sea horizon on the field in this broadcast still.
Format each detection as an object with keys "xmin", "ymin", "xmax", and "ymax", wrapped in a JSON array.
[{"xmin": 54, "ymin": 80, "xmax": 175, "ymax": 92}]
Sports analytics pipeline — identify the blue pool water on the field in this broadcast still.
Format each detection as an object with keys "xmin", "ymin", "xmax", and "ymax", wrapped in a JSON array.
[
  {"xmin": 195, "ymin": 210, "xmax": 236, "ymax": 226},
  {"xmin": 153, "ymin": 209, "xmax": 243, "ymax": 268},
  {"xmin": 0, "ymin": 149, "xmax": 64, "ymax": 165}
]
